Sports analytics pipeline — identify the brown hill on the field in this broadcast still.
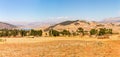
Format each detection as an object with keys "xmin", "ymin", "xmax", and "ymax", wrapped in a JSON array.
[
  {"xmin": 45, "ymin": 20, "xmax": 97, "ymax": 32},
  {"xmin": 45, "ymin": 20, "xmax": 120, "ymax": 33},
  {"xmin": 0, "ymin": 22, "xmax": 17, "ymax": 29}
]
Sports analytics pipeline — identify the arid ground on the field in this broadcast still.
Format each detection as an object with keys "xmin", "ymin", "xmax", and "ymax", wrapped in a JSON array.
[{"xmin": 0, "ymin": 36, "xmax": 120, "ymax": 57}]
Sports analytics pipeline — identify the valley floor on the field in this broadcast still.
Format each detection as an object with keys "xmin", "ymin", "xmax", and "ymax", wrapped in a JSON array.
[{"xmin": 0, "ymin": 37, "xmax": 120, "ymax": 57}]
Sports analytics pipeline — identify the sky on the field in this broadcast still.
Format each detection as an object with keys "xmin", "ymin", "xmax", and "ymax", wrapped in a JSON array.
[{"xmin": 0, "ymin": 0, "xmax": 120, "ymax": 22}]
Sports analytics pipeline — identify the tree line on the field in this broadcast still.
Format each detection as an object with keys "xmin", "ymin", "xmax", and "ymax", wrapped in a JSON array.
[
  {"xmin": 0, "ymin": 27, "xmax": 112, "ymax": 38},
  {"xmin": 49, "ymin": 28, "xmax": 113, "ymax": 37},
  {"xmin": 0, "ymin": 29, "xmax": 42, "ymax": 37}
]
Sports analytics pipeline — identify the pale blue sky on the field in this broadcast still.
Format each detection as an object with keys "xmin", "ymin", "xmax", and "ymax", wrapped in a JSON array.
[{"xmin": 0, "ymin": 0, "xmax": 120, "ymax": 22}]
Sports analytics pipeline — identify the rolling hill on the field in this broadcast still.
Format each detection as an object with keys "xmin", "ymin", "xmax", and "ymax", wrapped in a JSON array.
[
  {"xmin": 45, "ymin": 20, "xmax": 98, "ymax": 31},
  {"xmin": 0, "ymin": 22, "xmax": 17, "ymax": 29},
  {"xmin": 45, "ymin": 20, "xmax": 120, "ymax": 33}
]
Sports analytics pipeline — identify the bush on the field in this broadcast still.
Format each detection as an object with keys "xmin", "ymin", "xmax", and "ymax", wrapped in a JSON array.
[
  {"xmin": 0, "ymin": 29, "xmax": 43, "ymax": 37},
  {"xmin": 90, "ymin": 29, "xmax": 98, "ymax": 35},
  {"xmin": 98, "ymin": 28, "xmax": 112, "ymax": 36},
  {"xmin": 61, "ymin": 30, "xmax": 71, "ymax": 36},
  {"xmin": 77, "ymin": 27, "xmax": 84, "ymax": 35},
  {"xmin": 49, "ymin": 29, "xmax": 60, "ymax": 36},
  {"xmin": 29, "ymin": 29, "xmax": 43, "ymax": 36}
]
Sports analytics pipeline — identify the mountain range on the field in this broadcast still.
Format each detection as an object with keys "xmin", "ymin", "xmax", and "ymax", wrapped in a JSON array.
[
  {"xmin": 0, "ymin": 17, "xmax": 120, "ymax": 32},
  {"xmin": 44, "ymin": 17, "xmax": 120, "ymax": 33},
  {"xmin": 101, "ymin": 17, "xmax": 120, "ymax": 23}
]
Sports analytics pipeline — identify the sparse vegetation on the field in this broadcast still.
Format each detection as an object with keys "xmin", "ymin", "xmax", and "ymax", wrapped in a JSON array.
[
  {"xmin": 77, "ymin": 27, "xmax": 84, "ymax": 36},
  {"xmin": 0, "ymin": 29, "xmax": 43, "ymax": 37},
  {"xmin": 61, "ymin": 30, "xmax": 71, "ymax": 36},
  {"xmin": 29, "ymin": 29, "xmax": 42, "ymax": 36},
  {"xmin": 0, "ymin": 26, "xmax": 113, "ymax": 38},
  {"xmin": 0, "ymin": 39, "xmax": 119, "ymax": 57},
  {"xmin": 98, "ymin": 28, "xmax": 112, "ymax": 36},
  {"xmin": 49, "ymin": 29, "xmax": 60, "ymax": 36},
  {"xmin": 96, "ymin": 24, "xmax": 104, "ymax": 27},
  {"xmin": 90, "ymin": 29, "xmax": 98, "ymax": 35}
]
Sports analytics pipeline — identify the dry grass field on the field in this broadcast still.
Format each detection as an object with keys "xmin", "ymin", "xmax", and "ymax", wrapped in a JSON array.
[{"xmin": 0, "ymin": 36, "xmax": 120, "ymax": 57}]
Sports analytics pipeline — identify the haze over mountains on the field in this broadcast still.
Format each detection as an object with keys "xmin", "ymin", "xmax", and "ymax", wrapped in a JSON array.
[
  {"xmin": 43, "ymin": 17, "xmax": 120, "ymax": 34},
  {"xmin": 0, "ymin": 17, "xmax": 120, "ymax": 31},
  {"xmin": 102, "ymin": 17, "xmax": 120, "ymax": 23}
]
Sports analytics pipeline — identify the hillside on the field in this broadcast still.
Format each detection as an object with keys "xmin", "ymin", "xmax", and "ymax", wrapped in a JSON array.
[
  {"xmin": 45, "ymin": 20, "xmax": 97, "ymax": 31},
  {"xmin": 0, "ymin": 22, "xmax": 17, "ymax": 29},
  {"xmin": 45, "ymin": 20, "xmax": 120, "ymax": 33}
]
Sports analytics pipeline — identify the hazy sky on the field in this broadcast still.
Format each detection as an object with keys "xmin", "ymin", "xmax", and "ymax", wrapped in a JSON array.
[{"xmin": 0, "ymin": 0, "xmax": 120, "ymax": 22}]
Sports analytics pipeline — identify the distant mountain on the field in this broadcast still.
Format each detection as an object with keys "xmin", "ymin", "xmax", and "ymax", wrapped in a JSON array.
[
  {"xmin": 20, "ymin": 22, "xmax": 56, "ymax": 30},
  {"xmin": 102, "ymin": 17, "xmax": 120, "ymax": 23},
  {"xmin": 7, "ymin": 21, "xmax": 56, "ymax": 29},
  {"xmin": 0, "ymin": 22, "xmax": 17, "ymax": 29}
]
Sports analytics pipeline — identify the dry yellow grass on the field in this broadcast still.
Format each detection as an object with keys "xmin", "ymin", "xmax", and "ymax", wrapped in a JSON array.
[{"xmin": 0, "ymin": 36, "xmax": 119, "ymax": 57}]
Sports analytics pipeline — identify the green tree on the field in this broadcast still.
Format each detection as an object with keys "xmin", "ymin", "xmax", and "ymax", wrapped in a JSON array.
[
  {"xmin": 72, "ymin": 32, "xmax": 78, "ymax": 36},
  {"xmin": 90, "ymin": 29, "xmax": 98, "ymax": 35},
  {"xmin": 37, "ymin": 30, "xmax": 43, "ymax": 36},
  {"xmin": 49, "ymin": 29, "xmax": 60, "ymax": 36},
  {"xmin": 77, "ymin": 27, "xmax": 84, "ymax": 36},
  {"xmin": 61, "ymin": 30, "xmax": 71, "ymax": 36},
  {"xmin": 29, "ymin": 29, "xmax": 42, "ymax": 36},
  {"xmin": 20, "ymin": 30, "xmax": 28, "ymax": 37},
  {"xmin": 98, "ymin": 28, "xmax": 106, "ymax": 36},
  {"xmin": 11, "ymin": 29, "xmax": 19, "ymax": 37},
  {"xmin": 105, "ymin": 29, "xmax": 112, "ymax": 34},
  {"xmin": 29, "ymin": 29, "xmax": 36, "ymax": 36},
  {"xmin": 98, "ymin": 28, "xmax": 113, "ymax": 36}
]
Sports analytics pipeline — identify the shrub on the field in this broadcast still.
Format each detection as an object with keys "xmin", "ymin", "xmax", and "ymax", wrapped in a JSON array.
[
  {"xmin": 61, "ymin": 30, "xmax": 71, "ymax": 36},
  {"xmin": 90, "ymin": 29, "xmax": 98, "ymax": 35},
  {"xmin": 49, "ymin": 29, "xmax": 60, "ymax": 36},
  {"xmin": 98, "ymin": 28, "xmax": 112, "ymax": 36},
  {"xmin": 77, "ymin": 27, "xmax": 84, "ymax": 36}
]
